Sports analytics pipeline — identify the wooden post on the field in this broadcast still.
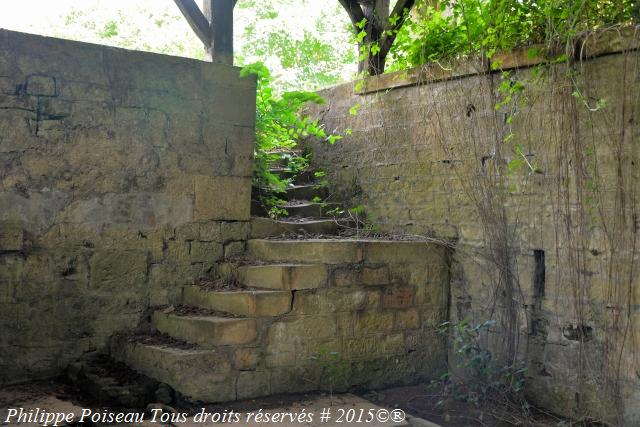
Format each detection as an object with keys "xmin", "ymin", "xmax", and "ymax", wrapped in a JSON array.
[
  {"xmin": 174, "ymin": 0, "xmax": 236, "ymax": 65},
  {"xmin": 203, "ymin": 0, "xmax": 234, "ymax": 65}
]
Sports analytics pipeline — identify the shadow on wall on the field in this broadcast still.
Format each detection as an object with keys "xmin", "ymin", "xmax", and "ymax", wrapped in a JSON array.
[
  {"xmin": 0, "ymin": 29, "xmax": 256, "ymax": 384},
  {"xmin": 306, "ymin": 28, "xmax": 640, "ymax": 425}
]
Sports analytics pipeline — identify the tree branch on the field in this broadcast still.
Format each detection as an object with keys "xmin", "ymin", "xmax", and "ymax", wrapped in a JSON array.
[
  {"xmin": 388, "ymin": 0, "xmax": 416, "ymax": 29},
  {"xmin": 174, "ymin": 0, "xmax": 211, "ymax": 46},
  {"xmin": 338, "ymin": 0, "xmax": 366, "ymax": 32},
  {"xmin": 379, "ymin": 0, "xmax": 416, "ymax": 57}
]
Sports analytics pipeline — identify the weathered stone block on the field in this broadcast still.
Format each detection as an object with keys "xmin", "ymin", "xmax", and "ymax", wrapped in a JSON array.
[
  {"xmin": 89, "ymin": 250, "xmax": 148, "ymax": 289},
  {"xmin": 233, "ymin": 348, "xmax": 259, "ymax": 370},
  {"xmin": 0, "ymin": 222, "xmax": 25, "ymax": 251},
  {"xmin": 182, "ymin": 286, "xmax": 292, "ymax": 317},
  {"xmin": 236, "ymin": 370, "xmax": 270, "ymax": 400},
  {"xmin": 221, "ymin": 221, "xmax": 249, "ymax": 242},
  {"xmin": 26, "ymin": 75, "xmax": 56, "ymax": 96},
  {"xmin": 175, "ymin": 223, "xmax": 199, "ymax": 241},
  {"xmin": 268, "ymin": 316, "xmax": 337, "ymax": 343},
  {"xmin": 382, "ymin": 286, "xmax": 415, "ymax": 309},
  {"xmin": 333, "ymin": 267, "xmax": 358, "ymax": 287},
  {"xmin": 111, "ymin": 337, "xmax": 235, "ymax": 403},
  {"xmin": 395, "ymin": 308, "xmax": 421, "ymax": 330},
  {"xmin": 296, "ymin": 339, "xmax": 343, "ymax": 360},
  {"xmin": 199, "ymin": 221, "xmax": 222, "ymax": 242},
  {"xmin": 238, "ymin": 264, "xmax": 328, "ymax": 290},
  {"xmin": 292, "ymin": 289, "xmax": 368, "ymax": 315},
  {"xmin": 0, "ymin": 254, "xmax": 22, "ymax": 303},
  {"xmin": 152, "ymin": 312, "xmax": 257, "ymax": 347},
  {"xmin": 223, "ymin": 241, "xmax": 245, "ymax": 258},
  {"xmin": 0, "ymin": 76, "xmax": 14, "ymax": 94},
  {"xmin": 165, "ymin": 241, "xmax": 190, "ymax": 263},
  {"xmin": 344, "ymin": 334, "xmax": 404, "ymax": 359},
  {"xmin": 360, "ymin": 266, "xmax": 390, "ymax": 285},
  {"xmin": 247, "ymin": 239, "xmax": 364, "ymax": 264},
  {"xmin": 354, "ymin": 311, "xmax": 394, "ymax": 334},
  {"xmin": 194, "ymin": 175, "xmax": 251, "ymax": 221},
  {"xmin": 190, "ymin": 241, "xmax": 223, "ymax": 263},
  {"xmin": 265, "ymin": 342, "xmax": 296, "ymax": 367}
]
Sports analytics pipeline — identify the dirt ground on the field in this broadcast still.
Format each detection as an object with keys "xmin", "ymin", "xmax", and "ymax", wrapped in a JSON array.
[
  {"xmin": 364, "ymin": 385, "xmax": 571, "ymax": 427},
  {"xmin": 0, "ymin": 380, "xmax": 570, "ymax": 427}
]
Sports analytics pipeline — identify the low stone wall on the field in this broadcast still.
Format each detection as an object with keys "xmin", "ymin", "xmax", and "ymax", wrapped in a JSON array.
[
  {"xmin": 254, "ymin": 241, "xmax": 451, "ymax": 398},
  {"xmin": 0, "ymin": 30, "xmax": 255, "ymax": 384},
  {"xmin": 111, "ymin": 238, "xmax": 451, "ymax": 402},
  {"xmin": 308, "ymin": 30, "xmax": 640, "ymax": 424}
]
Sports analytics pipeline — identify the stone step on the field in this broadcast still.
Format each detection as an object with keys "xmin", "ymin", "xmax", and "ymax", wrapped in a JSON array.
[
  {"xmin": 237, "ymin": 264, "xmax": 329, "ymax": 290},
  {"xmin": 182, "ymin": 285, "xmax": 292, "ymax": 317},
  {"xmin": 286, "ymin": 184, "xmax": 328, "ymax": 201},
  {"xmin": 250, "ymin": 216, "xmax": 348, "ymax": 238},
  {"xmin": 151, "ymin": 311, "xmax": 257, "ymax": 347},
  {"xmin": 269, "ymin": 168, "xmax": 314, "ymax": 184},
  {"xmin": 279, "ymin": 201, "xmax": 339, "ymax": 218},
  {"xmin": 110, "ymin": 335, "xmax": 236, "ymax": 403},
  {"xmin": 247, "ymin": 239, "xmax": 364, "ymax": 264}
]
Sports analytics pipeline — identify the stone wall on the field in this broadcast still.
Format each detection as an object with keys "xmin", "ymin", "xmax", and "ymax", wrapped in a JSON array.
[
  {"xmin": 308, "ymin": 32, "xmax": 640, "ymax": 424},
  {"xmin": 0, "ymin": 29, "xmax": 255, "ymax": 384},
  {"xmin": 247, "ymin": 240, "xmax": 451, "ymax": 398}
]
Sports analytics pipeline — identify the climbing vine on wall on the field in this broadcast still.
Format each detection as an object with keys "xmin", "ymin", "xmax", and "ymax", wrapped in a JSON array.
[{"xmin": 387, "ymin": 0, "xmax": 639, "ymax": 70}]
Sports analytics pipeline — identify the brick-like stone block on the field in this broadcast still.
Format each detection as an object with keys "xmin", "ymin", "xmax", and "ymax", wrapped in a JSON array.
[
  {"xmin": 354, "ymin": 311, "xmax": 394, "ymax": 334},
  {"xmin": 265, "ymin": 342, "xmax": 296, "ymax": 367},
  {"xmin": 190, "ymin": 241, "xmax": 223, "ymax": 263},
  {"xmin": 221, "ymin": 221, "xmax": 249, "ymax": 242},
  {"xmin": 0, "ymin": 222, "xmax": 25, "ymax": 251},
  {"xmin": 199, "ymin": 221, "xmax": 222, "ymax": 242},
  {"xmin": 26, "ymin": 75, "xmax": 56, "ymax": 96},
  {"xmin": 360, "ymin": 266, "xmax": 390, "ymax": 285},
  {"xmin": 234, "ymin": 348, "xmax": 259, "ymax": 370},
  {"xmin": 0, "ymin": 76, "xmax": 15, "ymax": 94},
  {"xmin": 292, "ymin": 289, "xmax": 368, "ymax": 315},
  {"xmin": 223, "ymin": 241, "xmax": 245, "ymax": 258},
  {"xmin": 165, "ymin": 241, "xmax": 190, "ymax": 263},
  {"xmin": 89, "ymin": 250, "xmax": 148, "ymax": 289},
  {"xmin": 344, "ymin": 334, "xmax": 404, "ymax": 359},
  {"xmin": 194, "ymin": 175, "xmax": 251, "ymax": 221},
  {"xmin": 395, "ymin": 308, "xmax": 420, "ymax": 330},
  {"xmin": 268, "ymin": 316, "xmax": 337, "ymax": 343},
  {"xmin": 175, "ymin": 222, "xmax": 199, "ymax": 241},
  {"xmin": 382, "ymin": 286, "xmax": 415, "ymax": 309},
  {"xmin": 237, "ymin": 370, "xmax": 270, "ymax": 400},
  {"xmin": 296, "ymin": 339, "xmax": 343, "ymax": 360},
  {"xmin": 333, "ymin": 267, "xmax": 358, "ymax": 287}
]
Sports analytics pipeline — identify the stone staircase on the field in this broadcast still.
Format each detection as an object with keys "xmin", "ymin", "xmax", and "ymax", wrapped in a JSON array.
[
  {"xmin": 107, "ymin": 151, "xmax": 450, "ymax": 404},
  {"xmin": 111, "ymin": 226, "xmax": 451, "ymax": 403},
  {"xmin": 251, "ymin": 150, "xmax": 346, "ymax": 222}
]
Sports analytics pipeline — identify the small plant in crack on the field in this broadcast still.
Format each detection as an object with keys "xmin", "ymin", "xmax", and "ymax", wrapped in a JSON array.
[{"xmin": 305, "ymin": 347, "xmax": 351, "ymax": 398}]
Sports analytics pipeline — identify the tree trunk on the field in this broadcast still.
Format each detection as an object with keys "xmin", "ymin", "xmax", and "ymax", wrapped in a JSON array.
[
  {"xmin": 339, "ymin": 0, "xmax": 416, "ymax": 76},
  {"xmin": 359, "ymin": 0, "xmax": 388, "ymax": 76}
]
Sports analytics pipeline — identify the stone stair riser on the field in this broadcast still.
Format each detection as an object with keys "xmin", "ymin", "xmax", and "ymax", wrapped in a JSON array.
[
  {"xmin": 286, "ymin": 184, "xmax": 328, "ymax": 201},
  {"xmin": 237, "ymin": 264, "xmax": 328, "ymax": 290},
  {"xmin": 152, "ymin": 312, "xmax": 257, "ymax": 347},
  {"xmin": 182, "ymin": 286, "xmax": 292, "ymax": 317},
  {"xmin": 110, "ymin": 336, "xmax": 236, "ymax": 403}
]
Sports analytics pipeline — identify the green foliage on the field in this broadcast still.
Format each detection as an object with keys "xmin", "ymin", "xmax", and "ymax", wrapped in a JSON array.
[
  {"xmin": 241, "ymin": 62, "xmax": 335, "ymax": 215},
  {"xmin": 60, "ymin": 6, "xmax": 205, "ymax": 59},
  {"xmin": 387, "ymin": 0, "xmax": 639, "ymax": 70},
  {"xmin": 236, "ymin": 0, "xmax": 356, "ymax": 92},
  {"xmin": 308, "ymin": 348, "xmax": 351, "ymax": 395},
  {"xmin": 437, "ymin": 320, "xmax": 527, "ymax": 405}
]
